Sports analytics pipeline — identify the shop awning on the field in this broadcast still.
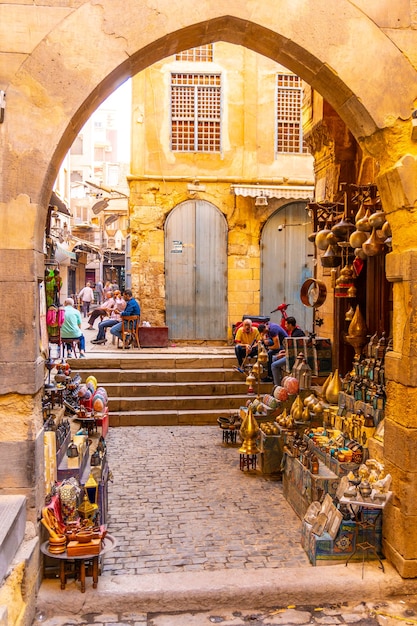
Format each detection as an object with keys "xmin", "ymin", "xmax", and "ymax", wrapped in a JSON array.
[
  {"xmin": 231, "ymin": 184, "xmax": 314, "ymax": 201},
  {"xmin": 49, "ymin": 191, "xmax": 71, "ymax": 216},
  {"xmin": 71, "ymin": 237, "xmax": 101, "ymax": 255},
  {"xmin": 55, "ymin": 243, "xmax": 77, "ymax": 262}
]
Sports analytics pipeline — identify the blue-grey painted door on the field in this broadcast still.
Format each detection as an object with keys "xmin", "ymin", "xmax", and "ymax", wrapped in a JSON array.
[
  {"xmin": 261, "ymin": 201, "xmax": 315, "ymax": 334},
  {"xmin": 165, "ymin": 200, "xmax": 228, "ymax": 340}
]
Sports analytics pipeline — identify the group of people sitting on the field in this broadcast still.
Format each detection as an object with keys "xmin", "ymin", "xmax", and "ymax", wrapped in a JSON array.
[
  {"xmin": 234, "ymin": 316, "xmax": 305, "ymax": 386},
  {"xmin": 60, "ymin": 289, "xmax": 141, "ymax": 355}
]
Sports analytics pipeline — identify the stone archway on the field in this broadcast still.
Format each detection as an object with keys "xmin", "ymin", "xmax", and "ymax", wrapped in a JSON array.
[{"xmin": 2, "ymin": 0, "xmax": 417, "ymax": 576}]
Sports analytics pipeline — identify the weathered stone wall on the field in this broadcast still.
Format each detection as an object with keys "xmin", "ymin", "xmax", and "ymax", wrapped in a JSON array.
[{"xmin": 1, "ymin": 0, "xmax": 417, "ymax": 580}]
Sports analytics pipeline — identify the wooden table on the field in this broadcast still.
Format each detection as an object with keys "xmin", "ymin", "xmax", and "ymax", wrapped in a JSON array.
[{"xmin": 40, "ymin": 534, "xmax": 116, "ymax": 592}]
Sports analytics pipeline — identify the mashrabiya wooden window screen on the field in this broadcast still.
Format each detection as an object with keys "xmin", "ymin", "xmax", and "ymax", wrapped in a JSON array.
[
  {"xmin": 276, "ymin": 74, "xmax": 308, "ymax": 154},
  {"xmin": 175, "ymin": 45, "xmax": 214, "ymax": 62},
  {"xmin": 171, "ymin": 73, "xmax": 221, "ymax": 152}
]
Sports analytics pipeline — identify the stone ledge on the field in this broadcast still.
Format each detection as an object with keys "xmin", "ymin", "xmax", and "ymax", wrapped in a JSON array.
[{"xmin": 0, "ymin": 495, "xmax": 26, "ymax": 584}]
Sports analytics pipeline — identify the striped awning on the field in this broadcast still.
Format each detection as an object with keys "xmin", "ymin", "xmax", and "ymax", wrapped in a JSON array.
[{"xmin": 231, "ymin": 184, "xmax": 314, "ymax": 200}]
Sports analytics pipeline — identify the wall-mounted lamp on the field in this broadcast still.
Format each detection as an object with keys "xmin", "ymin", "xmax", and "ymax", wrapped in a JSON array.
[
  {"xmin": 0, "ymin": 91, "xmax": 5, "ymax": 124},
  {"xmin": 255, "ymin": 193, "xmax": 268, "ymax": 207}
]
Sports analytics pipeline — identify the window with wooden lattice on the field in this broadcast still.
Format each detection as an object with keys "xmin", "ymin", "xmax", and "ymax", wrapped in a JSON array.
[
  {"xmin": 175, "ymin": 45, "xmax": 214, "ymax": 62},
  {"xmin": 171, "ymin": 73, "xmax": 221, "ymax": 152},
  {"xmin": 276, "ymin": 74, "xmax": 309, "ymax": 154}
]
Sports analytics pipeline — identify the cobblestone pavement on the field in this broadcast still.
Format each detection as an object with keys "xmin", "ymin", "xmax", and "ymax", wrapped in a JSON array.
[
  {"xmin": 34, "ymin": 600, "xmax": 417, "ymax": 625},
  {"xmin": 101, "ymin": 425, "xmax": 307, "ymax": 576},
  {"xmin": 34, "ymin": 426, "xmax": 417, "ymax": 625}
]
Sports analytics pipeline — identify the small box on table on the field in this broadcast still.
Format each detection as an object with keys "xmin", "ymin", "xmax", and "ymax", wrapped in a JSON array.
[{"xmin": 66, "ymin": 538, "xmax": 101, "ymax": 557}]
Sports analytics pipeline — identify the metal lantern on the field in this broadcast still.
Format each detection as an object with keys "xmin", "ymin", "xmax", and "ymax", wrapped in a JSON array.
[
  {"xmin": 85, "ymin": 472, "xmax": 99, "ymax": 505},
  {"xmin": 66, "ymin": 441, "xmax": 79, "ymax": 458}
]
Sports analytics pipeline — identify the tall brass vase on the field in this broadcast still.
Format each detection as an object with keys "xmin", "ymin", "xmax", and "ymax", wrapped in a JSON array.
[
  {"xmin": 239, "ymin": 406, "xmax": 260, "ymax": 454},
  {"xmin": 325, "ymin": 369, "xmax": 342, "ymax": 405},
  {"xmin": 346, "ymin": 305, "xmax": 368, "ymax": 356}
]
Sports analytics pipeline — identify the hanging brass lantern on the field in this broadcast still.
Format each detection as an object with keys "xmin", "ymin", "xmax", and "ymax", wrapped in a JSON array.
[
  {"xmin": 245, "ymin": 371, "xmax": 256, "ymax": 394},
  {"xmin": 346, "ymin": 305, "xmax": 368, "ymax": 356},
  {"xmin": 257, "ymin": 342, "xmax": 268, "ymax": 364}
]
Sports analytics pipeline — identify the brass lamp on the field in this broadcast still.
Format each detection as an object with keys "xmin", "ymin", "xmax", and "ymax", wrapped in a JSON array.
[
  {"xmin": 239, "ymin": 405, "xmax": 260, "ymax": 471},
  {"xmin": 85, "ymin": 473, "xmax": 98, "ymax": 505},
  {"xmin": 78, "ymin": 492, "xmax": 99, "ymax": 522},
  {"xmin": 245, "ymin": 371, "xmax": 256, "ymax": 395}
]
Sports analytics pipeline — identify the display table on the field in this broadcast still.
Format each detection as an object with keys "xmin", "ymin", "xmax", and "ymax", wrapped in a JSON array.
[
  {"xmin": 40, "ymin": 534, "xmax": 116, "ymax": 592},
  {"xmin": 138, "ymin": 326, "xmax": 169, "ymax": 347},
  {"xmin": 283, "ymin": 451, "xmax": 340, "ymax": 519}
]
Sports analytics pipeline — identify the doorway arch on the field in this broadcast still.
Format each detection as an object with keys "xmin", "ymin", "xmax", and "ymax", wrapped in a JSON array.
[
  {"xmin": 164, "ymin": 200, "xmax": 228, "ymax": 341},
  {"xmin": 2, "ymin": 0, "xmax": 417, "ymax": 578}
]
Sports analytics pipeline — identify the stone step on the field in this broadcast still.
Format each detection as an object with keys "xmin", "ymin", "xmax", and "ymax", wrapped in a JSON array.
[
  {"xmin": 69, "ymin": 352, "xmax": 270, "ymax": 426},
  {"xmin": 109, "ymin": 408, "xmax": 245, "ymax": 427},
  {"xmin": 108, "ymin": 392, "xmax": 261, "ymax": 412},
  {"xmin": 72, "ymin": 354, "xmax": 238, "ymax": 370},
  {"xmin": 77, "ymin": 367, "xmax": 246, "ymax": 384},
  {"xmin": 99, "ymin": 380, "xmax": 256, "ymax": 397}
]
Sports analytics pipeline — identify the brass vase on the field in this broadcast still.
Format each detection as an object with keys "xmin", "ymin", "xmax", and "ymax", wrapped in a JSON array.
[
  {"xmin": 346, "ymin": 305, "xmax": 368, "ymax": 356},
  {"xmin": 325, "ymin": 369, "xmax": 342, "ymax": 404},
  {"xmin": 239, "ymin": 406, "xmax": 260, "ymax": 454}
]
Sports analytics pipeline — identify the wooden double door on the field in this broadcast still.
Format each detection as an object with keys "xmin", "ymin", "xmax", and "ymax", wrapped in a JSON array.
[{"xmin": 165, "ymin": 200, "xmax": 228, "ymax": 341}]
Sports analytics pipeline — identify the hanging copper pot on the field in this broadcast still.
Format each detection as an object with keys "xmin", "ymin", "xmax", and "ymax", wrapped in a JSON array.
[
  {"xmin": 369, "ymin": 210, "xmax": 386, "ymax": 229},
  {"xmin": 349, "ymin": 230, "xmax": 368, "ymax": 249},
  {"xmin": 308, "ymin": 231, "xmax": 318, "ymax": 243},
  {"xmin": 362, "ymin": 227, "xmax": 385, "ymax": 256},
  {"xmin": 331, "ymin": 217, "xmax": 355, "ymax": 238},
  {"xmin": 355, "ymin": 200, "xmax": 366, "ymax": 224},
  {"xmin": 326, "ymin": 231, "xmax": 341, "ymax": 246},
  {"xmin": 356, "ymin": 208, "xmax": 372, "ymax": 232},
  {"xmin": 315, "ymin": 228, "xmax": 332, "ymax": 250},
  {"xmin": 381, "ymin": 220, "xmax": 392, "ymax": 239},
  {"xmin": 321, "ymin": 244, "xmax": 342, "ymax": 267},
  {"xmin": 354, "ymin": 247, "xmax": 367, "ymax": 260}
]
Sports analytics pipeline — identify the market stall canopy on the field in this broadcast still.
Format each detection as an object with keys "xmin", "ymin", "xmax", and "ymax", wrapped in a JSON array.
[
  {"xmin": 71, "ymin": 237, "xmax": 101, "ymax": 255},
  {"xmin": 230, "ymin": 183, "xmax": 314, "ymax": 201},
  {"xmin": 49, "ymin": 191, "xmax": 71, "ymax": 216},
  {"xmin": 55, "ymin": 243, "xmax": 77, "ymax": 264}
]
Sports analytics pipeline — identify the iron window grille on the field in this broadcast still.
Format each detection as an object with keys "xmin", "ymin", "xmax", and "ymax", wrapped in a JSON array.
[
  {"xmin": 276, "ymin": 74, "xmax": 309, "ymax": 154},
  {"xmin": 171, "ymin": 73, "xmax": 221, "ymax": 152},
  {"xmin": 175, "ymin": 45, "xmax": 214, "ymax": 62}
]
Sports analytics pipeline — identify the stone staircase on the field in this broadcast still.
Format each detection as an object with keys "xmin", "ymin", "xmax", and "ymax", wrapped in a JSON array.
[{"xmin": 70, "ymin": 349, "xmax": 271, "ymax": 426}]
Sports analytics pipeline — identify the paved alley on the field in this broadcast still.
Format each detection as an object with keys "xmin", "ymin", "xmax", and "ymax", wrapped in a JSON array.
[{"xmin": 102, "ymin": 425, "xmax": 307, "ymax": 576}]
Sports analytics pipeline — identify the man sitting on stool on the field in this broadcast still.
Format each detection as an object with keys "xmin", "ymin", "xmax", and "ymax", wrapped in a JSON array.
[
  {"xmin": 110, "ymin": 289, "xmax": 141, "ymax": 349},
  {"xmin": 271, "ymin": 317, "xmax": 305, "ymax": 386},
  {"xmin": 234, "ymin": 319, "xmax": 261, "ymax": 373},
  {"xmin": 61, "ymin": 297, "xmax": 86, "ymax": 358}
]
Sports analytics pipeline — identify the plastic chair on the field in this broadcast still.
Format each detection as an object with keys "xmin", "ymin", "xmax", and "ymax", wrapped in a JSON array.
[{"xmin": 118, "ymin": 316, "xmax": 140, "ymax": 349}]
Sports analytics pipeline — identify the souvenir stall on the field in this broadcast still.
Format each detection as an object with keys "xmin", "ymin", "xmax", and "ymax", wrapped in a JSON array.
[
  {"xmin": 220, "ymin": 183, "xmax": 391, "ymax": 567},
  {"xmin": 41, "ymin": 359, "xmax": 114, "ymax": 590}
]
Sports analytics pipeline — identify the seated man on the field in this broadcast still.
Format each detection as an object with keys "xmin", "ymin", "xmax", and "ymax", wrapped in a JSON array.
[
  {"xmin": 110, "ymin": 289, "xmax": 141, "ymax": 348},
  {"xmin": 234, "ymin": 319, "xmax": 261, "ymax": 372},
  {"xmin": 261, "ymin": 320, "xmax": 288, "ymax": 382},
  {"xmin": 271, "ymin": 317, "xmax": 305, "ymax": 386},
  {"xmin": 86, "ymin": 291, "xmax": 115, "ymax": 329},
  {"xmin": 91, "ymin": 290, "xmax": 126, "ymax": 344},
  {"xmin": 60, "ymin": 297, "xmax": 86, "ymax": 358}
]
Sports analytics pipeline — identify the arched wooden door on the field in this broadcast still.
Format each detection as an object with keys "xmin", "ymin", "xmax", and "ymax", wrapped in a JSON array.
[
  {"xmin": 261, "ymin": 201, "xmax": 315, "ymax": 334},
  {"xmin": 165, "ymin": 200, "xmax": 228, "ymax": 340}
]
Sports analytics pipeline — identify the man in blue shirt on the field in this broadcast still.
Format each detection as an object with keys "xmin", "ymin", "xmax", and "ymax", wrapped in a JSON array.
[
  {"xmin": 110, "ymin": 290, "xmax": 141, "ymax": 348},
  {"xmin": 261, "ymin": 320, "xmax": 288, "ymax": 382}
]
